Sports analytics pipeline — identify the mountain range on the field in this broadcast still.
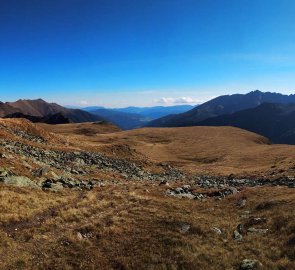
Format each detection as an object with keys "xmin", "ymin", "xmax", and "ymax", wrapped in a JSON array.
[
  {"xmin": 147, "ymin": 90, "xmax": 295, "ymax": 127},
  {"xmin": 146, "ymin": 90, "xmax": 295, "ymax": 144},
  {"xmin": 197, "ymin": 103, "xmax": 295, "ymax": 144},
  {"xmin": 0, "ymin": 99, "xmax": 194, "ymax": 129},
  {"xmin": 0, "ymin": 99, "xmax": 104, "ymax": 123},
  {"xmin": 82, "ymin": 105, "xmax": 194, "ymax": 129},
  {"xmin": 1, "ymin": 90, "xmax": 295, "ymax": 144}
]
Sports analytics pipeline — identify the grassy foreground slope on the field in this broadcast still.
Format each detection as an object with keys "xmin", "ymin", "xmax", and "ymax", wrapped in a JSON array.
[
  {"xmin": 1, "ymin": 182, "xmax": 295, "ymax": 269},
  {"xmin": 0, "ymin": 119, "xmax": 294, "ymax": 269}
]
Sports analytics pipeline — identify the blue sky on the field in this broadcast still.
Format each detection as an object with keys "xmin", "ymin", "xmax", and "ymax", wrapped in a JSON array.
[{"xmin": 0, "ymin": 0, "xmax": 295, "ymax": 107}]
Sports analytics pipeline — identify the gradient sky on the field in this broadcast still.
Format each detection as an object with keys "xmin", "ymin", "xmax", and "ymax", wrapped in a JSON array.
[{"xmin": 0, "ymin": 0, "xmax": 295, "ymax": 107}]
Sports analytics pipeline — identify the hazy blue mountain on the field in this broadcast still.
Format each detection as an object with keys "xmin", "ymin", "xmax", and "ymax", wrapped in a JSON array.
[
  {"xmin": 83, "ymin": 105, "xmax": 195, "ymax": 129},
  {"xmin": 87, "ymin": 109, "xmax": 148, "ymax": 130},
  {"xmin": 82, "ymin": 106, "xmax": 105, "ymax": 111},
  {"xmin": 113, "ymin": 105, "xmax": 195, "ymax": 120},
  {"xmin": 147, "ymin": 90, "xmax": 295, "ymax": 127}
]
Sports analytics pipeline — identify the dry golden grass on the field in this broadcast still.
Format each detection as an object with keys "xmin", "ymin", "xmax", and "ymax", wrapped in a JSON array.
[
  {"xmin": 1, "ymin": 120, "xmax": 295, "ymax": 269},
  {"xmin": 38, "ymin": 121, "xmax": 121, "ymax": 136},
  {"xmin": 0, "ymin": 118, "xmax": 62, "ymax": 143},
  {"xmin": 0, "ymin": 184, "xmax": 294, "ymax": 269},
  {"xmin": 43, "ymin": 125, "xmax": 295, "ymax": 178},
  {"xmin": 0, "ymin": 185, "xmax": 74, "ymax": 224}
]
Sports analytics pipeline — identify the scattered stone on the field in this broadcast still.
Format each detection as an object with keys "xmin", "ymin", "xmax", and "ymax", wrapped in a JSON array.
[
  {"xmin": 166, "ymin": 187, "xmax": 196, "ymax": 199},
  {"xmin": 167, "ymin": 186, "xmax": 240, "ymax": 200},
  {"xmin": 247, "ymin": 228, "xmax": 268, "ymax": 234},
  {"xmin": 233, "ymin": 230, "xmax": 243, "ymax": 241},
  {"xmin": 0, "ymin": 139, "xmax": 185, "ymax": 183},
  {"xmin": 237, "ymin": 223, "xmax": 245, "ymax": 235},
  {"xmin": 49, "ymin": 182, "xmax": 64, "ymax": 192},
  {"xmin": 246, "ymin": 217, "xmax": 267, "ymax": 227},
  {"xmin": 159, "ymin": 180, "xmax": 169, "ymax": 186},
  {"xmin": 179, "ymin": 223, "xmax": 191, "ymax": 233},
  {"xmin": 237, "ymin": 198, "xmax": 247, "ymax": 208},
  {"xmin": 211, "ymin": 227, "xmax": 222, "ymax": 235},
  {"xmin": 239, "ymin": 259, "xmax": 262, "ymax": 270},
  {"xmin": 195, "ymin": 175, "xmax": 294, "ymax": 189},
  {"xmin": 77, "ymin": 232, "xmax": 83, "ymax": 241},
  {"xmin": 33, "ymin": 167, "xmax": 48, "ymax": 177},
  {"xmin": 0, "ymin": 168, "xmax": 9, "ymax": 178},
  {"xmin": 1, "ymin": 135, "xmax": 293, "ymax": 193}
]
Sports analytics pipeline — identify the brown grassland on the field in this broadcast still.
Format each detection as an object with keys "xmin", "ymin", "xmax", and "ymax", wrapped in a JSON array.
[
  {"xmin": 0, "ymin": 184, "xmax": 295, "ymax": 269},
  {"xmin": 0, "ymin": 119, "xmax": 294, "ymax": 269},
  {"xmin": 40, "ymin": 123, "xmax": 295, "ymax": 178}
]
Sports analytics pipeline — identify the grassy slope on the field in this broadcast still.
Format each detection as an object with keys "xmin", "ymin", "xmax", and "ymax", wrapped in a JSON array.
[
  {"xmin": 51, "ymin": 125, "xmax": 295, "ymax": 178},
  {"xmin": 0, "ymin": 120, "xmax": 295, "ymax": 269},
  {"xmin": 0, "ymin": 184, "xmax": 294, "ymax": 269}
]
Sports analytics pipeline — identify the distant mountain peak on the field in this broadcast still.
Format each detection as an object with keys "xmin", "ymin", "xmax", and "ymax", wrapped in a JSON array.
[
  {"xmin": 2, "ymin": 98, "xmax": 106, "ymax": 124},
  {"xmin": 147, "ymin": 90, "xmax": 295, "ymax": 128}
]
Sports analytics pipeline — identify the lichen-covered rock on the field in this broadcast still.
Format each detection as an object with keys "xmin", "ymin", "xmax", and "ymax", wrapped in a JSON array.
[{"xmin": 2, "ymin": 176, "xmax": 39, "ymax": 189}]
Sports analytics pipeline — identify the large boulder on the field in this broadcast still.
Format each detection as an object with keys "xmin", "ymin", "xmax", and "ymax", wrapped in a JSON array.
[{"xmin": 1, "ymin": 176, "xmax": 39, "ymax": 189}]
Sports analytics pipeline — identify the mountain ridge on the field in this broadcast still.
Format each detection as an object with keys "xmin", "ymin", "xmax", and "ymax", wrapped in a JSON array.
[
  {"xmin": 197, "ymin": 102, "xmax": 295, "ymax": 144},
  {"xmin": 147, "ymin": 90, "xmax": 295, "ymax": 127},
  {"xmin": 1, "ymin": 99, "xmax": 104, "ymax": 123}
]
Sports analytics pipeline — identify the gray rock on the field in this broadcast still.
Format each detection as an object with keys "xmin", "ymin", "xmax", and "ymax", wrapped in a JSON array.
[
  {"xmin": 0, "ymin": 168, "xmax": 9, "ymax": 178},
  {"xmin": 237, "ymin": 198, "xmax": 247, "ymax": 208},
  {"xmin": 246, "ymin": 217, "xmax": 267, "ymax": 226},
  {"xmin": 174, "ymin": 187, "xmax": 184, "ymax": 194},
  {"xmin": 2, "ymin": 176, "xmax": 39, "ymax": 189},
  {"xmin": 247, "ymin": 228, "xmax": 268, "ymax": 234},
  {"xmin": 33, "ymin": 167, "xmax": 48, "ymax": 177},
  {"xmin": 211, "ymin": 227, "xmax": 222, "ymax": 235},
  {"xmin": 159, "ymin": 180, "xmax": 169, "ymax": 186},
  {"xmin": 49, "ymin": 182, "xmax": 64, "ymax": 192},
  {"xmin": 179, "ymin": 223, "xmax": 191, "ymax": 233},
  {"xmin": 178, "ymin": 193, "xmax": 196, "ymax": 199},
  {"xmin": 237, "ymin": 223, "xmax": 245, "ymax": 234},
  {"xmin": 233, "ymin": 230, "xmax": 243, "ymax": 241},
  {"xmin": 166, "ymin": 188, "xmax": 196, "ymax": 199},
  {"xmin": 77, "ymin": 232, "xmax": 83, "ymax": 241},
  {"xmin": 239, "ymin": 259, "xmax": 262, "ymax": 270},
  {"xmin": 229, "ymin": 187, "xmax": 238, "ymax": 195}
]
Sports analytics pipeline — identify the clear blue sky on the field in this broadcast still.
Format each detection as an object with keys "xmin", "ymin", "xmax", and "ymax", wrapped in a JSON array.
[{"xmin": 0, "ymin": 0, "xmax": 295, "ymax": 107}]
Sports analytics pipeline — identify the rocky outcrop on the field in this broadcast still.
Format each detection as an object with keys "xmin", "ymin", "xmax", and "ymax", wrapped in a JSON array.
[
  {"xmin": 0, "ymin": 138, "xmax": 185, "ymax": 183},
  {"xmin": 0, "ymin": 168, "xmax": 39, "ymax": 189}
]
